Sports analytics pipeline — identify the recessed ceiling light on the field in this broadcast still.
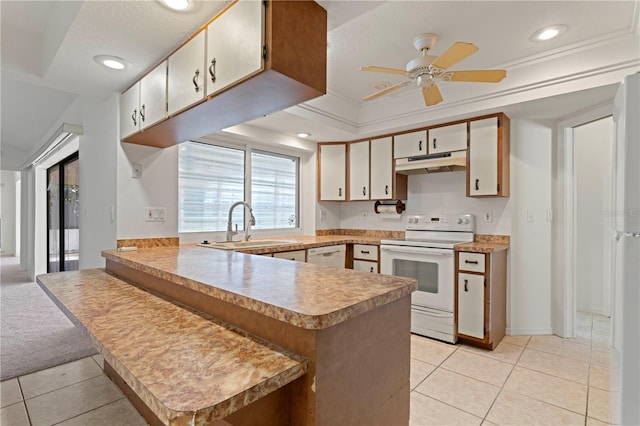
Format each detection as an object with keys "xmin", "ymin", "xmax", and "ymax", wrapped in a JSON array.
[
  {"xmin": 530, "ymin": 25, "xmax": 567, "ymax": 42},
  {"xmin": 371, "ymin": 81, "xmax": 392, "ymax": 91},
  {"xmin": 297, "ymin": 132, "xmax": 311, "ymax": 138},
  {"xmin": 93, "ymin": 55, "xmax": 130, "ymax": 70},
  {"xmin": 163, "ymin": 0, "xmax": 190, "ymax": 10}
]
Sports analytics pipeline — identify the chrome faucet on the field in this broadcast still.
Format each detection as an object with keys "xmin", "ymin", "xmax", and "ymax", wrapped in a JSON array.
[{"xmin": 226, "ymin": 201, "xmax": 256, "ymax": 241}]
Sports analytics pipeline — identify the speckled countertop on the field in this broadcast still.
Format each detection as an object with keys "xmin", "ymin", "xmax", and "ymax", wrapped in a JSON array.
[
  {"xmin": 454, "ymin": 235, "xmax": 510, "ymax": 253},
  {"xmin": 37, "ymin": 269, "xmax": 308, "ymax": 426},
  {"xmin": 102, "ymin": 243, "xmax": 416, "ymax": 330},
  {"xmin": 215, "ymin": 235, "xmax": 388, "ymax": 254}
]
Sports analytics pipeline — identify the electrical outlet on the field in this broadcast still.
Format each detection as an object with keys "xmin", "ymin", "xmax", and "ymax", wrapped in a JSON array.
[
  {"xmin": 484, "ymin": 211, "xmax": 493, "ymax": 223},
  {"xmin": 527, "ymin": 209, "xmax": 535, "ymax": 223},
  {"xmin": 546, "ymin": 210, "xmax": 553, "ymax": 222}
]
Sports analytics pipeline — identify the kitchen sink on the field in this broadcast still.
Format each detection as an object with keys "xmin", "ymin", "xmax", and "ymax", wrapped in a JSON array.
[{"xmin": 197, "ymin": 240, "xmax": 298, "ymax": 250}]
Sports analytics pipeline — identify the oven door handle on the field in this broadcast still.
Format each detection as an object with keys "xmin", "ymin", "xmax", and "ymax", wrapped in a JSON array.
[{"xmin": 380, "ymin": 245, "xmax": 454, "ymax": 256}]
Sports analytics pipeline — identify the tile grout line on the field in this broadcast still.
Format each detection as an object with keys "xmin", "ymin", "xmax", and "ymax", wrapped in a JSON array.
[
  {"xmin": 17, "ymin": 369, "xmax": 108, "ymax": 401},
  {"xmin": 49, "ymin": 396, "xmax": 128, "ymax": 426},
  {"xmin": 15, "ymin": 376, "xmax": 33, "ymax": 426}
]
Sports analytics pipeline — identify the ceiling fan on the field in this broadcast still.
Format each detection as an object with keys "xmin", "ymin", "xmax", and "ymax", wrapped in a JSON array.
[{"xmin": 360, "ymin": 33, "xmax": 507, "ymax": 107}]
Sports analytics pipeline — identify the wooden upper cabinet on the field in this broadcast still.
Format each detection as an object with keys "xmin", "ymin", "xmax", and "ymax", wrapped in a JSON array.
[
  {"xmin": 167, "ymin": 31, "xmax": 206, "ymax": 116},
  {"xmin": 428, "ymin": 122, "xmax": 467, "ymax": 154},
  {"xmin": 319, "ymin": 143, "xmax": 346, "ymax": 201},
  {"xmin": 206, "ymin": 0, "xmax": 263, "ymax": 97},
  {"xmin": 349, "ymin": 141, "xmax": 370, "ymax": 201},
  {"xmin": 394, "ymin": 130, "xmax": 427, "ymax": 159},
  {"xmin": 467, "ymin": 114, "xmax": 510, "ymax": 197},
  {"xmin": 123, "ymin": 0, "xmax": 326, "ymax": 148}
]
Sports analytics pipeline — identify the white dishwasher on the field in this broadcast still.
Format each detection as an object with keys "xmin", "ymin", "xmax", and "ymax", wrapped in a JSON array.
[{"xmin": 306, "ymin": 245, "xmax": 346, "ymax": 268}]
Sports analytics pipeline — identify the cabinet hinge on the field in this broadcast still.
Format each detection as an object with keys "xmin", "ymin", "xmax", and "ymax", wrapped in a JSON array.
[{"xmin": 263, "ymin": 45, "xmax": 268, "ymax": 61}]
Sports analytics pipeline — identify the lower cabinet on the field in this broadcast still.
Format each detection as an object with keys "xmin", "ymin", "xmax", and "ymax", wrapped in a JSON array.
[
  {"xmin": 352, "ymin": 244, "xmax": 379, "ymax": 273},
  {"xmin": 272, "ymin": 250, "xmax": 306, "ymax": 262},
  {"xmin": 455, "ymin": 249, "xmax": 507, "ymax": 350}
]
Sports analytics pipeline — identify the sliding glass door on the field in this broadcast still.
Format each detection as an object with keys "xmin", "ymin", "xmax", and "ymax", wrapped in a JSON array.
[{"xmin": 47, "ymin": 153, "xmax": 79, "ymax": 272}]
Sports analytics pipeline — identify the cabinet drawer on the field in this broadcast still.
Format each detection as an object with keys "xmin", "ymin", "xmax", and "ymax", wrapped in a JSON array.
[
  {"xmin": 353, "ymin": 260, "xmax": 378, "ymax": 273},
  {"xmin": 353, "ymin": 244, "xmax": 378, "ymax": 261},
  {"xmin": 459, "ymin": 252, "xmax": 485, "ymax": 273},
  {"xmin": 272, "ymin": 250, "xmax": 306, "ymax": 262}
]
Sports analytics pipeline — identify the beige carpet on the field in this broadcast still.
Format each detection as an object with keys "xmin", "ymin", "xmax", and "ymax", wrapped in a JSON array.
[{"xmin": 0, "ymin": 256, "xmax": 98, "ymax": 380}]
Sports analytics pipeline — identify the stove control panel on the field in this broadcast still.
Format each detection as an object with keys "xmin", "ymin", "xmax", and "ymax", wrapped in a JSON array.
[{"xmin": 406, "ymin": 214, "xmax": 475, "ymax": 232}]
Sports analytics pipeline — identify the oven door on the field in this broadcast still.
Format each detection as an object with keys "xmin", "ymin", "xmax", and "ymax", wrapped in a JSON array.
[{"xmin": 380, "ymin": 245, "xmax": 454, "ymax": 312}]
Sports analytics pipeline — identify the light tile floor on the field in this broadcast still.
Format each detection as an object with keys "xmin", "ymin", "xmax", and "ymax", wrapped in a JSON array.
[{"xmin": 1, "ymin": 312, "xmax": 611, "ymax": 425}]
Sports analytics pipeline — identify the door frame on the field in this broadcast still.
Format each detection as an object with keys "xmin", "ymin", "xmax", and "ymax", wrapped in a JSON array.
[{"xmin": 556, "ymin": 102, "xmax": 614, "ymax": 337}]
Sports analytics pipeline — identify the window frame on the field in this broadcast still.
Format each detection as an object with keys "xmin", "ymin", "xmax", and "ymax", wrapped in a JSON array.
[{"xmin": 178, "ymin": 138, "xmax": 302, "ymax": 237}]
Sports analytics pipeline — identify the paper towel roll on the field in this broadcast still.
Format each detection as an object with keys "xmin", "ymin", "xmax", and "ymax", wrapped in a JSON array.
[{"xmin": 377, "ymin": 205, "xmax": 398, "ymax": 214}]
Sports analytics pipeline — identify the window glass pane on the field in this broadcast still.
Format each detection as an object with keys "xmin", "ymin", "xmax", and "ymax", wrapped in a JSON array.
[
  {"xmin": 178, "ymin": 142, "xmax": 245, "ymax": 232},
  {"xmin": 251, "ymin": 150, "xmax": 298, "ymax": 229}
]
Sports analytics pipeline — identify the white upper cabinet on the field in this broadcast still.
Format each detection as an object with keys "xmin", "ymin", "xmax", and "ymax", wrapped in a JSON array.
[
  {"xmin": 469, "ymin": 117, "xmax": 500, "ymax": 196},
  {"xmin": 139, "ymin": 61, "xmax": 167, "ymax": 130},
  {"xmin": 319, "ymin": 144, "xmax": 346, "ymax": 201},
  {"xmin": 349, "ymin": 141, "xmax": 370, "ymax": 200},
  {"xmin": 370, "ymin": 137, "xmax": 394, "ymax": 200},
  {"xmin": 393, "ymin": 130, "xmax": 427, "ymax": 159},
  {"xmin": 207, "ymin": 0, "xmax": 264, "ymax": 97},
  {"xmin": 168, "ymin": 31, "xmax": 206, "ymax": 116},
  {"xmin": 428, "ymin": 122, "xmax": 467, "ymax": 154},
  {"xmin": 120, "ymin": 81, "xmax": 140, "ymax": 139}
]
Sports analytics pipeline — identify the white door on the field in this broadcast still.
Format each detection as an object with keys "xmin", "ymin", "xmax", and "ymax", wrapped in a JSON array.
[
  {"xmin": 207, "ymin": 0, "xmax": 263, "ymax": 97},
  {"xmin": 139, "ymin": 61, "xmax": 167, "ymax": 130},
  {"xmin": 457, "ymin": 272, "xmax": 485, "ymax": 338},
  {"xmin": 168, "ymin": 31, "xmax": 206, "ymax": 116},
  {"xmin": 428, "ymin": 122, "xmax": 467, "ymax": 154},
  {"xmin": 119, "ymin": 81, "xmax": 140, "ymax": 139},
  {"xmin": 370, "ymin": 137, "xmax": 393, "ymax": 200},
  {"xmin": 469, "ymin": 117, "xmax": 498, "ymax": 196},
  {"xmin": 319, "ymin": 144, "xmax": 346, "ymax": 200},
  {"xmin": 349, "ymin": 141, "xmax": 369, "ymax": 200},
  {"xmin": 394, "ymin": 130, "xmax": 427, "ymax": 158}
]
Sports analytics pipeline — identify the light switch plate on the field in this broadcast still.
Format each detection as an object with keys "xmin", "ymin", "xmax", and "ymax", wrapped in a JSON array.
[
  {"xmin": 484, "ymin": 211, "xmax": 493, "ymax": 222},
  {"xmin": 146, "ymin": 207, "xmax": 166, "ymax": 222}
]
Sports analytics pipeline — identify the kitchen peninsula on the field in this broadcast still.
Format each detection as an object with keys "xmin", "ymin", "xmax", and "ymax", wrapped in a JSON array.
[{"xmin": 37, "ymin": 244, "xmax": 416, "ymax": 426}]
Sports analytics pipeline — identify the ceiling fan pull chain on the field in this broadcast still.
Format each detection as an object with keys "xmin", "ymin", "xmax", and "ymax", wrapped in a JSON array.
[
  {"xmin": 209, "ymin": 58, "xmax": 216, "ymax": 83},
  {"xmin": 193, "ymin": 69, "xmax": 200, "ymax": 93}
]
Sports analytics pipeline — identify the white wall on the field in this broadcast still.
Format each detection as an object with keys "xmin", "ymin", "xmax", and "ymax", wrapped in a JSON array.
[
  {"xmin": 116, "ymin": 142, "xmax": 178, "ymax": 240},
  {"xmin": 574, "ymin": 117, "xmax": 614, "ymax": 315},
  {"xmin": 1, "ymin": 171, "xmax": 19, "ymax": 255},
  {"xmin": 508, "ymin": 119, "xmax": 554, "ymax": 335}
]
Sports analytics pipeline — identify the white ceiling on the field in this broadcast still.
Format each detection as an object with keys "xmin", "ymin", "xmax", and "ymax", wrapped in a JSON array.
[{"xmin": 1, "ymin": 0, "xmax": 639, "ymax": 169}]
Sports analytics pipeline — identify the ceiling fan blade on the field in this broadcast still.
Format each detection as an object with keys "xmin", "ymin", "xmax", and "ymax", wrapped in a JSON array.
[
  {"xmin": 430, "ymin": 42, "xmax": 479, "ymax": 71},
  {"xmin": 360, "ymin": 66, "xmax": 410, "ymax": 76},
  {"xmin": 363, "ymin": 80, "xmax": 412, "ymax": 101},
  {"xmin": 445, "ymin": 69, "xmax": 507, "ymax": 82},
  {"xmin": 422, "ymin": 85, "xmax": 443, "ymax": 107}
]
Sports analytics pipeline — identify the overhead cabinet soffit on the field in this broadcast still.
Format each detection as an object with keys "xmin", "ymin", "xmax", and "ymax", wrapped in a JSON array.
[{"xmin": 120, "ymin": 0, "xmax": 327, "ymax": 148}]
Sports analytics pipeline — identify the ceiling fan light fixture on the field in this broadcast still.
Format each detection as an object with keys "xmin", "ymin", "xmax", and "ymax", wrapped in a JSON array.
[
  {"xmin": 530, "ymin": 25, "xmax": 567, "ymax": 42},
  {"xmin": 371, "ymin": 82, "xmax": 392, "ymax": 91},
  {"xmin": 93, "ymin": 55, "xmax": 130, "ymax": 70}
]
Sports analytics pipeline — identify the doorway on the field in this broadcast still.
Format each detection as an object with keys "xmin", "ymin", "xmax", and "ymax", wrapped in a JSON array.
[{"xmin": 47, "ymin": 152, "xmax": 80, "ymax": 272}]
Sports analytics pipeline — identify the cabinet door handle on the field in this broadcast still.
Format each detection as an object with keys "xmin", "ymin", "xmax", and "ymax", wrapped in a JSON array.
[
  {"xmin": 209, "ymin": 58, "xmax": 216, "ymax": 83},
  {"xmin": 385, "ymin": 185, "xmax": 389, "ymax": 195},
  {"xmin": 338, "ymin": 187, "xmax": 342, "ymax": 197},
  {"xmin": 418, "ymin": 140, "xmax": 422, "ymax": 151},
  {"xmin": 192, "ymin": 69, "xmax": 200, "ymax": 93},
  {"xmin": 140, "ymin": 104, "xmax": 145, "ymax": 123},
  {"xmin": 370, "ymin": 266, "xmax": 374, "ymax": 272},
  {"xmin": 433, "ymin": 138, "xmax": 437, "ymax": 149},
  {"xmin": 464, "ymin": 279, "xmax": 469, "ymax": 292},
  {"xmin": 360, "ymin": 250, "xmax": 370, "ymax": 254},
  {"xmin": 465, "ymin": 260, "xmax": 479, "ymax": 265},
  {"xmin": 363, "ymin": 186, "xmax": 366, "ymax": 196},
  {"xmin": 475, "ymin": 178, "xmax": 479, "ymax": 191},
  {"xmin": 131, "ymin": 109, "xmax": 137, "ymax": 126}
]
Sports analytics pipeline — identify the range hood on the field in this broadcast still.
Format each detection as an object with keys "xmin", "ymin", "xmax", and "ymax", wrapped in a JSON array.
[{"xmin": 396, "ymin": 151, "xmax": 466, "ymax": 175}]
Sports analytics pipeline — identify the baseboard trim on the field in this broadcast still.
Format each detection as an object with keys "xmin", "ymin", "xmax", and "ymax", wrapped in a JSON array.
[{"xmin": 506, "ymin": 327, "xmax": 554, "ymax": 336}]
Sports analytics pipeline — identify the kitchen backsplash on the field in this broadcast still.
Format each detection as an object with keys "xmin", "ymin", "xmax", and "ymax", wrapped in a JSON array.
[{"xmin": 317, "ymin": 170, "xmax": 511, "ymax": 235}]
